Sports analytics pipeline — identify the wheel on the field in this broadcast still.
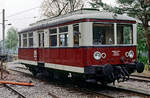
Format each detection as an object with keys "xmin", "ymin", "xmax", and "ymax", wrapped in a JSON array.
[{"xmin": 28, "ymin": 67, "xmax": 37, "ymax": 76}]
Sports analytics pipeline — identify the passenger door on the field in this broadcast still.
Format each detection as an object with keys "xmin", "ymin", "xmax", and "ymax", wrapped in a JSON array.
[{"xmin": 39, "ymin": 32, "xmax": 44, "ymax": 47}]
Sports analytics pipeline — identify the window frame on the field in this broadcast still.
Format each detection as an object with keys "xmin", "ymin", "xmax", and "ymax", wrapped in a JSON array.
[
  {"xmin": 117, "ymin": 23, "xmax": 133, "ymax": 45},
  {"xmin": 59, "ymin": 26, "xmax": 68, "ymax": 33},
  {"xmin": 92, "ymin": 22, "xmax": 134, "ymax": 46},
  {"xmin": 93, "ymin": 23, "xmax": 114, "ymax": 45},
  {"xmin": 59, "ymin": 26, "xmax": 68, "ymax": 47},
  {"xmin": 28, "ymin": 32, "xmax": 34, "ymax": 47},
  {"xmin": 19, "ymin": 34, "xmax": 21, "ymax": 48},
  {"xmin": 22, "ymin": 33, "xmax": 27, "ymax": 48},
  {"xmin": 73, "ymin": 24, "xmax": 80, "ymax": 47},
  {"xmin": 49, "ymin": 28, "xmax": 57, "ymax": 47}
]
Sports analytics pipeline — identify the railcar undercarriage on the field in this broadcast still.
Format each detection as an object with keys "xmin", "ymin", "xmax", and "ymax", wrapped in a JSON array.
[
  {"xmin": 85, "ymin": 62, "xmax": 145, "ymax": 84},
  {"xmin": 23, "ymin": 61, "xmax": 144, "ymax": 85}
]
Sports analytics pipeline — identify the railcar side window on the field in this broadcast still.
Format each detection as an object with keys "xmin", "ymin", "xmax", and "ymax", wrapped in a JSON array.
[
  {"xmin": 59, "ymin": 26, "xmax": 68, "ymax": 46},
  {"xmin": 49, "ymin": 28, "xmax": 57, "ymax": 34},
  {"xmin": 28, "ymin": 32, "xmax": 33, "ymax": 47},
  {"xmin": 93, "ymin": 23, "xmax": 114, "ymax": 45},
  {"xmin": 49, "ymin": 28, "xmax": 57, "ymax": 46},
  {"xmin": 59, "ymin": 26, "xmax": 68, "ymax": 33},
  {"xmin": 19, "ymin": 34, "xmax": 21, "ymax": 47},
  {"xmin": 73, "ymin": 24, "xmax": 79, "ymax": 46},
  {"xmin": 117, "ymin": 24, "xmax": 133, "ymax": 44},
  {"xmin": 23, "ymin": 33, "xmax": 27, "ymax": 47},
  {"xmin": 59, "ymin": 34, "xmax": 68, "ymax": 46}
]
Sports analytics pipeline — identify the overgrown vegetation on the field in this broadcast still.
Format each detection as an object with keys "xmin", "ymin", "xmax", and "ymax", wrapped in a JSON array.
[
  {"xmin": 5, "ymin": 27, "xmax": 18, "ymax": 53},
  {"xmin": 137, "ymin": 24, "xmax": 148, "ymax": 64}
]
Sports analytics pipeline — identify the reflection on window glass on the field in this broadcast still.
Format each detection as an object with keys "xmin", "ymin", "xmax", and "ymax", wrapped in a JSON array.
[
  {"xmin": 93, "ymin": 23, "xmax": 114, "ymax": 45},
  {"xmin": 49, "ymin": 35, "xmax": 57, "ymax": 46},
  {"xmin": 59, "ymin": 34, "xmax": 68, "ymax": 46},
  {"xmin": 73, "ymin": 24, "xmax": 79, "ymax": 46},
  {"xmin": 23, "ymin": 33, "xmax": 27, "ymax": 47},
  {"xmin": 117, "ymin": 24, "xmax": 133, "ymax": 44}
]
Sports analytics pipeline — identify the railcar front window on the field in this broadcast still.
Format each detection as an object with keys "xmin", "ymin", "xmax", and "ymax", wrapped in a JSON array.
[
  {"xmin": 117, "ymin": 24, "xmax": 133, "ymax": 44},
  {"xmin": 93, "ymin": 23, "xmax": 114, "ymax": 45}
]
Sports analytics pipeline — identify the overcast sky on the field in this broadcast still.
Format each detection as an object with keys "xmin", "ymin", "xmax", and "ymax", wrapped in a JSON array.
[{"xmin": 0, "ymin": 0, "xmax": 116, "ymax": 40}]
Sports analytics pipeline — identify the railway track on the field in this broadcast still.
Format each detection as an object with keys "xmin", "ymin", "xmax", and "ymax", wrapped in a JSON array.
[
  {"xmin": 77, "ymin": 86, "xmax": 115, "ymax": 98},
  {"xmin": 3, "ymin": 84, "xmax": 26, "ymax": 98},
  {"xmin": 9, "ymin": 68, "xmax": 114, "ymax": 98},
  {"xmin": 9, "ymin": 67, "xmax": 150, "ymax": 97},
  {"xmin": 130, "ymin": 75, "xmax": 150, "ymax": 82},
  {"xmin": 108, "ymin": 84, "xmax": 150, "ymax": 96}
]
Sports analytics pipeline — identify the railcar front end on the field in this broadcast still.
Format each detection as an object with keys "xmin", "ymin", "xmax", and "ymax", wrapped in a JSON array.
[
  {"xmin": 84, "ymin": 46, "xmax": 144, "ymax": 84},
  {"xmin": 83, "ymin": 22, "xmax": 145, "ymax": 84}
]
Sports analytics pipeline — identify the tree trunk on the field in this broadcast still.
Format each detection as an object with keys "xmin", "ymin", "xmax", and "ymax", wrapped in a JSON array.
[{"xmin": 149, "ymin": 48, "xmax": 150, "ymax": 65}]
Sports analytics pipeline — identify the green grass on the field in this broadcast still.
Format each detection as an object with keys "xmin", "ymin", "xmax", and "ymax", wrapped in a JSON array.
[{"xmin": 144, "ymin": 64, "xmax": 149, "ymax": 71}]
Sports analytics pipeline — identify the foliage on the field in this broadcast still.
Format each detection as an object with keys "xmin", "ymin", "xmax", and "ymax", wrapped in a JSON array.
[
  {"xmin": 137, "ymin": 24, "xmax": 148, "ymax": 64},
  {"xmin": 90, "ymin": 0, "xmax": 150, "ymax": 64},
  {"xmin": 41, "ymin": 0, "xmax": 84, "ymax": 17},
  {"xmin": 5, "ymin": 27, "xmax": 18, "ymax": 51}
]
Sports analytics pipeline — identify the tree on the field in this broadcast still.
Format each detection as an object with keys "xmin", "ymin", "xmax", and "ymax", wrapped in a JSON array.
[
  {"xmin": 5, "ymin": 27, "xmax": 18, "ymax": 51},
  {"xmin": 137, "ymin": 24, "xmax": 148, "ymax": 64},
  {"xmin": 90, "ymin": 0, "xmax": 150, "ymax": 65},
  {"xmin": 41, "ymin": 0, "xmax": 84, "ymax": 17}
]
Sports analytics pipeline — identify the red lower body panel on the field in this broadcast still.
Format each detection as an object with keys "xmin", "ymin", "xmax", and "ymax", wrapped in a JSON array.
[{"xmin": 18, "ymin": 46, "xmax": 137, "ymax": 67}]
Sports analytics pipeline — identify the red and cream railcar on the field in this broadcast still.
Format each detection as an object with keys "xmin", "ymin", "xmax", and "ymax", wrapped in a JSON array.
[{"xmin": 18, "ymin": 9, "xmax": 144, "ymax": 84}]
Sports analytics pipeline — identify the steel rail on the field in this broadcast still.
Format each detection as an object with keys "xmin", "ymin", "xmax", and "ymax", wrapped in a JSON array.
[
  {"xmin": 107, "ymin": 84, "xmax": 150, "ymax": 97},
  {"xmin": 130, "ymin": 75, "xmax": 150, "ymax": 82},
  {"xmin": 9, "ymin": 68, "xmax": 150, "ymax": 97},
  {"xmin": 80, "ymin": 88, "xmax": 115, "ymax": 98},
  {"xmin": 9, "ymin": 69, "xmax": 114, "ymax": 97},
  {"xmin": 9, "ymin": 69, "xmax": 60, "ymax": 98},
  {"xmin": 131, "ymin": 75, "xmax": 150, "ymax": 78},
  {"xmin": 4, "ymin": 84, "xmax": 26, "ymax": 98}
]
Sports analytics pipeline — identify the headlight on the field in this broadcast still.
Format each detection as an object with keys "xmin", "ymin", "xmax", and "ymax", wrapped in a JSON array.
[
  {"xmin": 93, "ymin": 51, "xmax": 102, "ymax": 60},
  {"xmin": 128, "ymin": 50, "xmax": 134, "ymax": 58}
]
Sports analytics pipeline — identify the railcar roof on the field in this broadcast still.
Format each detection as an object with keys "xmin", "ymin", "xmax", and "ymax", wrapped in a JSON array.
[{"xmin": 19, "ymin": 8, "xmax": 136, "ymax": 33}]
